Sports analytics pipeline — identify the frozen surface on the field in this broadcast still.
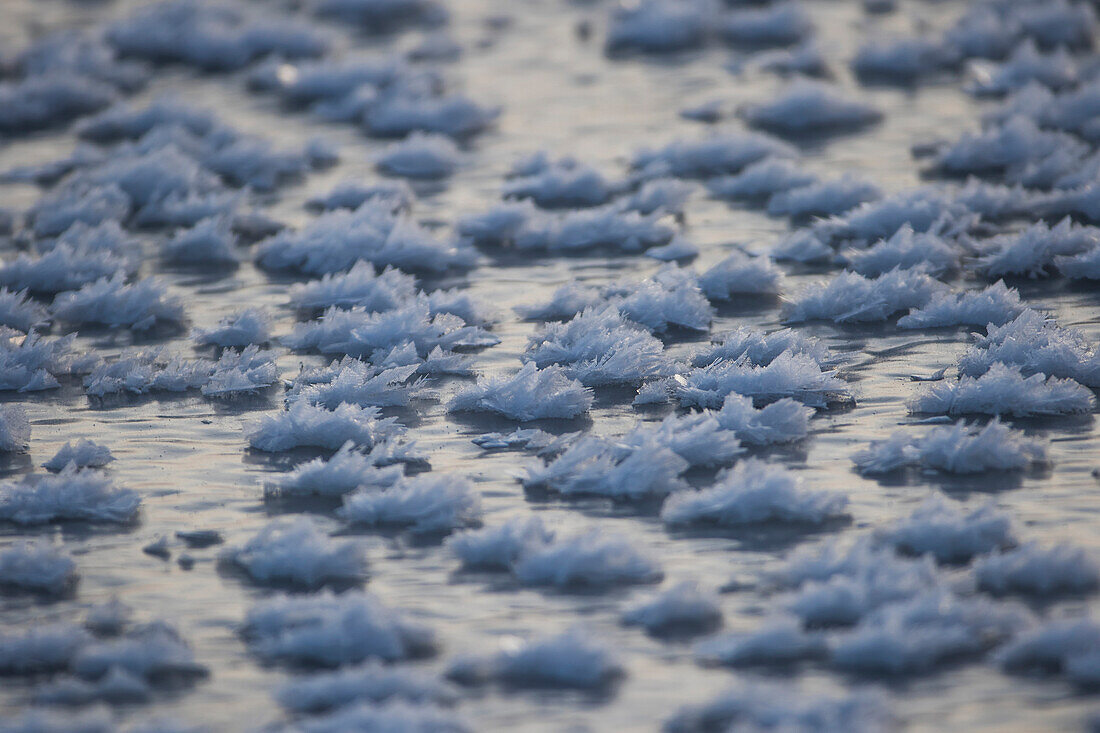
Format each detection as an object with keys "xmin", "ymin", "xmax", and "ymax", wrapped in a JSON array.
[{"xmin": 2, "ymin": 0, "xmax": 1100, "ymax": 731}]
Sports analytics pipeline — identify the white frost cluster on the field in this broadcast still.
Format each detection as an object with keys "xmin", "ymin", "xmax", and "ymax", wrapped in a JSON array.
[
  {"xmin": 605, "ymin": 0, "xmax": 711, "ymax": 54},
  {"xmin": 448, "ymin": 518, "xmax": 661, "ymax": 588},
  {"xmin": 257, "ymin": 200, "xmax": 476, "ymax": 275},
  {"xmin": 843, "ymin": 224, "xmax": 960, "ymax": 278},
  {"xmin": 83, "ymin": 349, "xmax": 211, "ymax": 397},
  {"xmin": 852, "ymin": 418, "xmax": 1046, "ymax": 475},
  {"xmin": 264, "ymin": 440, "xmax": 411, "ymax": 498},
  {"xmin": 284, "ymin": 301, "xmax": 497, "ymax": 359},
  {"xmin": 665, "ymin": 681, "xmax": 888, "ymax": 733},
  {"xmin": 52, "ymin": 274, "xmax": 185, "ymax": 332},
  {"xmin": 290, "ymin": 262, "xmax": 417, "ymax": 311},
  {"xmin": 898, "ymin": 281, "xmax": 1026, "ymax": 329},
  {"xmin": 287, "ymin": 359, "xmax": 422, "ymax": 409},
  {"xmin": 201, "ymin": 346, "xmax": 278, "ymax": 398},
  {"xmin": 0, "ymin": 540, "xmax": 77, "ymax": 593},
  {"xmin": 523, "ymin": 306, "xmax": 673, "ymax": 385},
  {"xmin": 633, "ymin": 132, "xmax": 795, "ymax": 179},
  {"xmin": 958, "ymin": 309, "xmax": 1100, "ymax": 386},
  {"xmin": 276, "ymin": 661, "xmax": 456, "ymax": 713},
  {"xmin": 220, "ymin": 517, "xmax": 368, "ymax": 589},
  {"xmin": 743, "ymin": 81, "xmax": 881, "ymax": 136},
  {"xmin": 523, "ymin": 433, "xmax": 691, "ymax": 499},
  {"xmin": 247, "ymin": 402, "xmax": 405, "ymax": 452},
  {"xmin": 785, "ymin": 268, "xmax": 946, "ymax": 323},
  {"xmin": 242, "ymin": 591, "xmax": 435, "ymax": 667},
  {"xmin": 621, "ymin": 581, "xmax": 723, "ymax": 635},
  {"xmin": 43, "ymin": 440, "xmax": 114, "ymax": 472},
  {"xmin": 672, "ymin": 350, "xmax": 851, "ymax": 409},
  {"xmin": 504, "ymin": 153, "xmax": 616, "ymax": 208},
  {"xmin": 661, "ymin": 459, "xmax": 847, "ymax": 527},
  {"xmin": 521, "ymin": 265, "xmax": 714, "ymax": 331},
  {"xmin": 191, "ymin": 309, "xmax": 271, "ymax": 347},
  {"xmin": 376, "ymin": 132, "xmax": 459, "ymax": 179},
  {"xmin": 715, "ymin": 393, "xmax": 814, "ymax": 445},
  {"xmin": 976, "ymin": 542, "xmax": 1100, "ymax": 596},
  {"xmin": 458, "ymin": 199, "xmax": 678, "ymax": 254},
  {"xmin": 449, "ymin": 627, "xmax": 621, "ymax": 690},
  {"xmin": 767, "ymin": 174, "xmax": 881, "ymax": 219},
  {"xmin": 692, "ymin": 327, "xmax": 833, "ymax": 369},
  {"xmin": 0, "ymin": 405, "xmax": 31, "ymax": 452},
  {"xmin": 878, "ymin": 494, "xmax": 1016, "ymax": 563},
  {"xmin": 909, "ymin": 362, "xmax": 1095, "ymax": 417},
  {"xmin": 448, "ymin": 363, "xmax": 593, "ymax": 421},
  {"xmin": 976, "ymin": 217, "xmax": 1098, "ymax": 278},
  {"xmin": 0, "ymin": 465, "xmax": 140, "ymax": 524},
  {"xmin": 696, "ymin": 251, "xmax": 782, "ymax": 298},
  {"xmin": 340, "ymin": 473, "xmax": 482, "ymax": 534}
]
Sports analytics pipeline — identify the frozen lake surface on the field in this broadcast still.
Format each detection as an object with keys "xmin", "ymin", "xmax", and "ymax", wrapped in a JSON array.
[{"xmin": 3, "ymin": 0, "xmax": 1100, "ymax": 730}]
